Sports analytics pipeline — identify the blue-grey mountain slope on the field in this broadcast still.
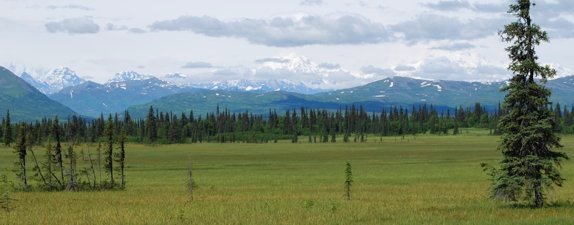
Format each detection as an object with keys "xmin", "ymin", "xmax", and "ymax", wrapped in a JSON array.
[
  {"xmin": 50, "ymin": 76, "xmax": 194, "ymax": 117},
  {"xmin": 0, "ymin": 67, "xmax": 77, "ymax": 121},
  {"xmin": 126, "ymin": 76, "xmax": 574, "ymax": 118}
]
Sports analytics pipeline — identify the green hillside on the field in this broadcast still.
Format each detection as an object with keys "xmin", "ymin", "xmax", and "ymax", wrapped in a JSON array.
[
  {"xmin": 127, "ymin": 90, "xmax": 350, "ymax": 118},
  {"xmin": 0, "ymin": 66, "xmax": 77, "ymax": 121}
]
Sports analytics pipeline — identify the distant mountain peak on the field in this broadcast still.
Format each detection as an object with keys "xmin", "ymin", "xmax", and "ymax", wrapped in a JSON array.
[
  {"xmin": 20, "ymin": 67, "xmax": 86, "ymax": 94},
  {"xmin": 189, "ymin": 79, "xmax": 322, "ymax": 94},
  {"xmin": 108, "ymin": 71, "xmax": 153, "ymax": 83},
  {"xmin": 258, "ymin": 54, "xmax": 320, "ymax": 74},
  {"xmin": 49, "ymin": 67, "xmax": 76, "ymax": 75}
]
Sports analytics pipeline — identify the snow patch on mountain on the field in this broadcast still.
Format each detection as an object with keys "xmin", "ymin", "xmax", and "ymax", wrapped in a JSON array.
[
  {"xmin": 185, "ymin": 79, "xmax": 323, "ymax": 94},
  {"xmin": 108, "ymin": 71, "xmax": 153, "ymax": 83},
  {"xmin": 18, "ymin": 67, "xmax": 86, "ymax": 94}
]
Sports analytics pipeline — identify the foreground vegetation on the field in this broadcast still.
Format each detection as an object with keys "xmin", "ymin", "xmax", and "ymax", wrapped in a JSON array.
[{"xmin": 1, "ymin": 132, "xmax": 573, "ymax": 225}]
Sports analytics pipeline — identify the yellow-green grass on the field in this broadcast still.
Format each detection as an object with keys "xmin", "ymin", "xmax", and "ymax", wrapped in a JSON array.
[{"xmin": 0, "ymin": 134, "xmax": 573, "ymax": 225}]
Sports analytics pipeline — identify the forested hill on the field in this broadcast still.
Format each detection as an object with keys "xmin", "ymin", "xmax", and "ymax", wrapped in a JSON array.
[
  {"xmin": 126, "ymin": 76, "xmax": 574, "ymax": 119},
  {"xmin": 0, "ymin": 66, "xmax": 77, "ymax": 121}
]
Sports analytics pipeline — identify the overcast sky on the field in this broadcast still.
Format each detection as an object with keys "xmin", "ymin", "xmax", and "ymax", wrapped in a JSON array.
[{"xmin": 1, "ymin": 0, "xmax": 573, "ymax": 86}]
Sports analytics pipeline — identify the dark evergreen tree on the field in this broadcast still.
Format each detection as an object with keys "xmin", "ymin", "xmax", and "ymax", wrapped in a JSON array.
[
  {"xmin": 3, "ymin": 110, "xmax": 12, "ymax": 147},
  {"xmin": 146, "ymin": 106, "xmax": 158, "ymax": 143},
  {"xmin": 104, "ymin": 115, "xmax": 115, "ymax": 188},
  {"xmin": 116, "ymin": 126, "xmax": 127, "ymax": 189},
  {"xmin": 484, "ymin": 0, "xmax": 568, "ymax": 207},
  {"xmin": 52, "ymin": 117, "xmax": 65, "ymax": 188},
  {"xmin": 13, "ymin": 125, "xmax": 28, "ymax": 190}
]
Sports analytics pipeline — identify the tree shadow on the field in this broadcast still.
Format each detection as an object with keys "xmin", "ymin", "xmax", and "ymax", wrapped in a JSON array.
[{"xmin": 502, "ymin": 200, "xmax": 574, "ymax": 209}]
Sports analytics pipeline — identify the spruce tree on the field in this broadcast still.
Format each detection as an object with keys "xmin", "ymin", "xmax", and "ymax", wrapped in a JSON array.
[
  {"xmin": 3, "ymin": 110, "xmax": 12, "ymax": 147},
  {"xmin": 344, "ymin": 162, "xmax": 353, "ymax": 200},
  {"xmin": 116, "ymin": 126, "xmax": 127, "ymax": 189},
  {"xmin": 13, "ymin": 125, "xmax": 28, "ymax": 190},
  {"xmin": 104, "ymin": 115, "xmax": 115, "ymax": 188},
  {"xmin": 1, "ymin": 174, "xmax": 15, "ymax": 215},
  {"xmin": 146, "ymin": 106, "xmax": 158, "ymax": 143},
  {"xmin": 52, "ymin": 117, "xmax": 65, "ymax": 188},
  {"xmin": 485, "ymin": 0, "xmax": 568, "ymax": 207}
]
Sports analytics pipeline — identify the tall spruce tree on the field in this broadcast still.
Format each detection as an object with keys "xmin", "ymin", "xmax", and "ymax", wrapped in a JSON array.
[
  {"xmin": 3, "ymin": 110, "xmax": 12, "ymax": 147},
  {"xmin": 52, "ymin": 117, "xmax": 65, "ymax": 188},
  {"xmin": 485, "ymin": 0, "xmax": 568, "ymax": 207},
  {"xmin": 13, "ymin": 125, "xmax": 28, "ymax": 190},
  {"xmin": 116, "ymin": 126, "xmax": 126, "ymax": 189},
  {"xmin": 104, "ymin": 115, "xmax": 115, "ymax": 188},
  {"xmin": 146, "ymin": 106, "xmax": 158, "ymax": 143}
]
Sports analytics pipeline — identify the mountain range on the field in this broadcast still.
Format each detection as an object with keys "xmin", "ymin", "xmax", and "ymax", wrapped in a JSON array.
[
  {"xmin": 3, "ymin": 65, "xmax": 574, "ymax": 121},
  {"xmin": 125, "ymin": 76, "xmax": 574, "ymax": 118},
  {"xmin": 49, "ymin": 72, "xmax": 195, "ymax": 117}
]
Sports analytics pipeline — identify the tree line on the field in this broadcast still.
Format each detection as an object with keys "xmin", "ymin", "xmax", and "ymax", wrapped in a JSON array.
[{"xmin": 2, "ymin": 102, "xmax": 573, "ymax": 147}]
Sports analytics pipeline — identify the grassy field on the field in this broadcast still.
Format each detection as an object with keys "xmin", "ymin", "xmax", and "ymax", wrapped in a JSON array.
[{"xmin": 1, "ymin": 132, "xmax": 573, "ymax": 224}]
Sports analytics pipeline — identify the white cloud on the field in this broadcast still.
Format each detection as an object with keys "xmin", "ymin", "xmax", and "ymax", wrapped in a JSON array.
[
  {"xmin": 318, "ymin": 63, "xmax": 341, "ymax": 70},
  {"xmin": 423, "ymin": 0, "xmax": 470, "ymax": 11},
  {"xmin": 415, "ymin": 57, "xmax": 509, "ymax": 81},
  {"xmin": 300, "ymin": 0, "xmax": 323, "ymax": 6},
  {"xmin": 45, "ymin": 17, "xmax": 100, "ymax": 34},
  {"xmin": 431, "ymin": 42, "xmax": 475, "ymax": 51},
  {"xmin": 46, "ymin": 4, "xmax": 94, "ymax": 11},
  {"xmin": 182, "ymin": 62, "xmax": 214, "ymax": 69},
  {"xmin": 394, "ymin": 64, "xmax": 416, "ymax": 72},
  {"xmin": 149, "ymin": 14, "xmax": 389, "ymax": 47},
  {"xmin": 360, "ymin": 65, "xmax": 395, "ymax": 76},
  {"xmin": 392, "ymin": 14, "xmax": 505, "ymax": 44},
  {"xmin": 417, "ymin": 57, "xmax": 468, "ymax": 80},
  {"xmin": 106, "ymin": 23, "xmax": 147, "ymax": 34}
]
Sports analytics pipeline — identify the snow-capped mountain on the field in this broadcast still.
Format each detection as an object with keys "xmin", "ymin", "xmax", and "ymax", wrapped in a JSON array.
[
  {"xmin": 190, "ymin": 79, "xmax": 323, "ymax": 94},
  {"xmin": 108, "ymin": 71, "xmax": 153, "ymax": 83},
  {"xmin": 161, "ymin": 54, "xmax": 360, "ymax": 92},
  {"xmin": 43, "ymin": 67, "xmax": 85, "ymax": 93},
  {"xmin": 252, "ymin": 54, "xmax": 364, "ymax": 90},
  {"xmin": 18, "ymin": 67, "xmax": 86, "ymax": 94},
  {"xmin": 50, "ymin": 76, "xmax": 191, "ymax": 117}
]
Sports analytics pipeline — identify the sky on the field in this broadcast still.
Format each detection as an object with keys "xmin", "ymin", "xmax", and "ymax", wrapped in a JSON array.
[{"xmin": 1, "ymin": 0, "xmax": 573, "ymax": 88}]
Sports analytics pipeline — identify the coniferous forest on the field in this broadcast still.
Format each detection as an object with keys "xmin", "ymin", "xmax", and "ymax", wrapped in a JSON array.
[{"xmin": 2, "ymin": 102, "xmax": 574, "ymax": 147}]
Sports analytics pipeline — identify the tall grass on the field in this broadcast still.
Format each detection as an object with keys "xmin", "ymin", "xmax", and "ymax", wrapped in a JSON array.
[{"xmin": 0, "ymin": 134, "xmax": 572, "ymax": 224}]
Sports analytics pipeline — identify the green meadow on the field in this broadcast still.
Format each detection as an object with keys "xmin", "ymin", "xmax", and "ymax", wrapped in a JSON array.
[{"xmin": 1, "ymin": 132, "xmax": 573, "ymax": 225}]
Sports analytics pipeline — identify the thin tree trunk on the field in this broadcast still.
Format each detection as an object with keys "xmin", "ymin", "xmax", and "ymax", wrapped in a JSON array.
[
  {"xmin": 28, "ymin": 147, "xmax": 47, "ymax": 186},
  {"xmin": 20, "ymin": 158, "xmax": 28, "ymax": 189},
  {"xmin": 87, "ymin": 150, "xmax": 97, "ymax": 189}
]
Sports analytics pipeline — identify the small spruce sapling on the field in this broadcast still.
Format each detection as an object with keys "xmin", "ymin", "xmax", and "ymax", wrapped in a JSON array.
[
  {"xmin": 1, "ymin": 174, "xmax": 15, "ymax": 215},
  {"xmin": 345, "ymin": 162, "xmax": 353, "ymax": 200}
]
